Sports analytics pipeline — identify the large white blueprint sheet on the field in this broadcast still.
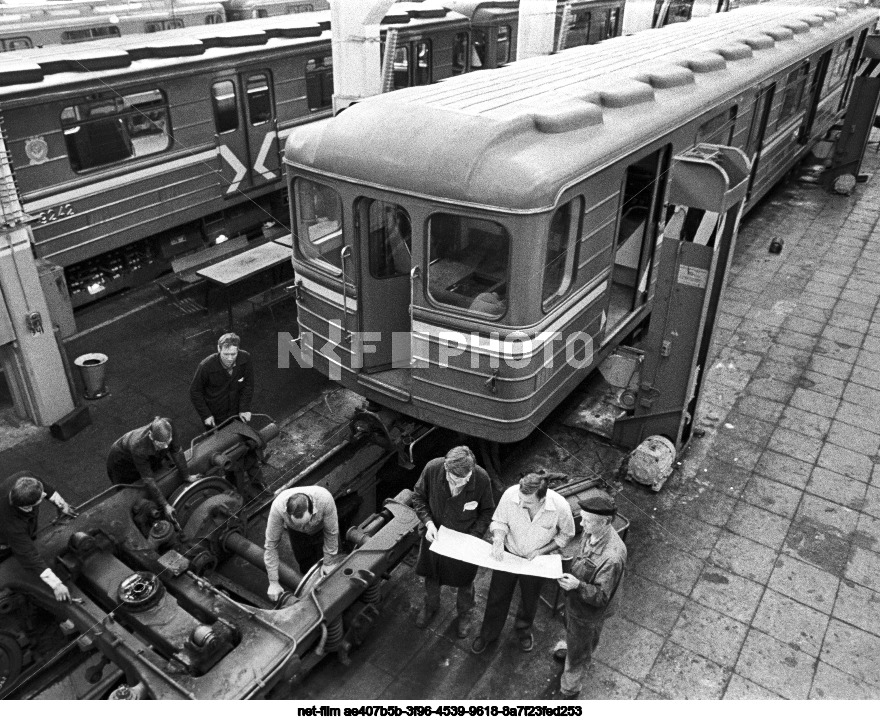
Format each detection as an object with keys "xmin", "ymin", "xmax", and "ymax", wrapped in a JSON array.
[{"xmin": 429, "ymin": 526, "xmax": 563, "ymax": 579}]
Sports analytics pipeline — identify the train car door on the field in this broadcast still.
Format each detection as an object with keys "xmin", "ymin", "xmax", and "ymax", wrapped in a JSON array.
[
  {"xmin": 210, "ymin": 70, "xmax": 278, "ymax": 197},
  {"xmin": 355, "ymin": 199, "xmax": 413, "ymax": 372},
  {"xmin": 605, "ymin": 148, "xmax": 668, "ymax": 336},
  {"xmin": 744, "ymin": 85, "xmax": 775, "ymax": 199}
]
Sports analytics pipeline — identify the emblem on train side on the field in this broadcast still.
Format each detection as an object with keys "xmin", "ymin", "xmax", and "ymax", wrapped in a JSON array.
[{"xmin": 25, "ymin": 136, "xmax": 49, "ymax": 165}]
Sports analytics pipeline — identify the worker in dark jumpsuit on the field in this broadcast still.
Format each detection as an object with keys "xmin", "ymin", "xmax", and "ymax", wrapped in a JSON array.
[
  {"xmin": 411, "ymin": 446, "xmax": 495, "ymax": 637},
  {"xmin": 107, "ymin": 416, "xmax": 195, "ymax": 523},
  {"xmin": 553, "ymin": 491, "xmax": 627, "ymax": 699},
  {"xmin": 189, "ymin": 332, "xmax": 254, "ymax": 429},
  {"xmin": 0, "ymin": 472, "xmax": 78, "ymax": 601}
]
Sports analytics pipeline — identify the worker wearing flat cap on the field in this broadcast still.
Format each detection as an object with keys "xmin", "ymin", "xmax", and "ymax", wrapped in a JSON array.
[{"xmin": 553, "ymin": 490, "xmax": 627, "ymax": 699}]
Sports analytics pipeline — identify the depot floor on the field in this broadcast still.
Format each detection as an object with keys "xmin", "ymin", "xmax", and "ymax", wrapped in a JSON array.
[{"xmin": 2, "ymin": 142, "xmax": 880, "ymax": 700}]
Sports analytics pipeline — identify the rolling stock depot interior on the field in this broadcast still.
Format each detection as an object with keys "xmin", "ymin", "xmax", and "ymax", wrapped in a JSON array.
[{"xmin": 2, "ymin": 0, "xmax": 880, "ymax": 703}]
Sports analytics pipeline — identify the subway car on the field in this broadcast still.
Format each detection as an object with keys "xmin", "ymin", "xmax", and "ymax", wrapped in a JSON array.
[
  {"xmin": 446, "ymin": 0, "xmax": 627, "ymax": 71},
  {"xmin": 284, "ymin": 1, "xmax": 874, "ymax": 442},
  {"xmin": 222, "ymin": 0, "xmax": 330, "ymax": 21},
  {"xmin": 621, "ymin": 0, "xmax": 731, "ymax": 34},
  {"xmin": 0, "ymin": 5, "xmax": 470, "ymax": 305},
  {"xmin": 0, "ymin": 1, "xmax": 226, "ymax": 52}
]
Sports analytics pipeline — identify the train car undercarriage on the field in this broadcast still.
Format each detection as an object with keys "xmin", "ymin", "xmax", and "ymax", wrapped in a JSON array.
[{"xmin": 0, "ymin": 414, "xmax": 434, "ymax": 699}]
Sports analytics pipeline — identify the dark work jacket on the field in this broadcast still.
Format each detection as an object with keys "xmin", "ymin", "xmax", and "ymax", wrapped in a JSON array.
[
  {"xmin": 0, "ymin": 471, "xmax": 58, "ymax": 575},
  {"xmin": 189, "ymin": 350, "xmax": 254, "ymax": 423},
  {"xmin": 564, "ymin": 524, "xmax": 627, "ymax": 624},
  {"xmin": 107, "ymin": 421, "xmax": 189, "ymax": 505},
  {"xmin": 412, "ymin": 457, "xmax": 495, "ymax": 586}
]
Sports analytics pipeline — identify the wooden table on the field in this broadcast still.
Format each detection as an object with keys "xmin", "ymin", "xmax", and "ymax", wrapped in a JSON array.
[
  {"xmin": 197, "ymin": 241, "xmax": 292, "ymax": 328},
  {"xmin": 271, "ymin": 233, "xmax": 293, "ymax": 248}
]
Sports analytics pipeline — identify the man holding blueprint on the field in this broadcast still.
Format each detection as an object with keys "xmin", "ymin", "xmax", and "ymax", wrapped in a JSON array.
[{"xmin": 462, "ymin": 472, "xmax": 575, "ymax": 655}]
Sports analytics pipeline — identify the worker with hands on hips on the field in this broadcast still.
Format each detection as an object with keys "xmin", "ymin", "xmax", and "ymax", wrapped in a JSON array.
[{"xmin": 0, "ymin": 472, "xmax": 78, "ymax": 602}]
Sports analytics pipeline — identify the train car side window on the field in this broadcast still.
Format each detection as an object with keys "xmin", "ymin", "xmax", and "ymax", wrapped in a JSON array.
[
  {"xmin": 393, "ymin": 46, "xmax": 411, "ymax": 89},
  {"xmin": 205, "ymin": 13, "xmax": 223, "ymax": 24},
  {"xmin": 246, "ymin": 74, "xmax": 272, "ymax": 126},
  {"xmin": 497, "ymin": 26, "xmax": 512, "ymax": 66},
  {"xmin": 61, "ymin": 26, "xmax": 121, "ymax": 43},
  {"xmin": 775, "ymin": 63, "xmax": 810, "ymax": 132},
  {"xmin": 414, "ymin": 41, "xmax": 432, "ymax": 86},
  {"xmin": 472, "ymin": 30, "xmax": 487, "ymax": 69},
  {"xmin": 61, "ymin": 89, "xmax": 171, "ymax": 172},
  {"xmin": 821, "ymin": 38, "xmax": 854, "ymax": 97},
  {"xmin": 427, "ymin": 214, "xmax": 510, "ymax": 318},
  {"xmin": 366, "ymin": 201, "xmax": 412, "ymax": 279},
  {"xmin": 453, "ymin": 33, "xmax": 468, "ymax": 74},
  {"xmin": 306, "ymin": 55, "xmax": 334, "ymax": 112},
  {"xmin": 212, "ymin": 81, "xmax": 239, "ymax": 134},
  {"xmin": 3, "ymin": 37, "xmax": 34, "ymax": 51},
  {"xmin": 542, "ymin": 198, "xmax": 582, "ymax": 311},
  {"xmin": 293, "ymin": 178, "xmax": 344, "ymax": 274},
  {"xmin": 697, "ymin": 106, "xmax": 737, "ymax": 146},
  {"xmin": 566, "ymin": 12, "xmax": 591, "ymax": 49}
]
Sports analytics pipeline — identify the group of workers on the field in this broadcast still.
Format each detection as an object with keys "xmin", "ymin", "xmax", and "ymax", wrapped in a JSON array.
[
  {"xmin": 0, "ymin": 333, "xmax": 252, "ymax": 598},
  {"xmin": 1, "ymin": 325, "xmax": 626, "ymax": 698},
  {"xmin": 261, "ymin": 445, "xmax": 627, "ymax": 699}
]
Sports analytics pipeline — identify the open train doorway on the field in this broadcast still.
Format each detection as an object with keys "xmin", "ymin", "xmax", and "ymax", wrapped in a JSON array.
[
  {"xmin": 605, "ymin": 147, "xmax": 667, "ymax": 334},
  {"xmin": 356, "ymin": 199, "xmax": 412, "ymax": 376}
]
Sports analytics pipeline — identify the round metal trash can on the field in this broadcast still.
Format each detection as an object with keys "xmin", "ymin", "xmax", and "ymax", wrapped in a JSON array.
[{"xmin": 74, "ymin": 353, "xmax": 108, "ymax": 399}]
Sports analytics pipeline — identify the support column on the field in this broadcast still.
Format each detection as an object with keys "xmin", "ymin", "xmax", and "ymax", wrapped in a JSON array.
[
  {"xmin": 0, "ymin": 127, "xmax": 75, "ymax": 425},
  {"xmin": 517, "ymin": 0, "xmax": 557, "ymax": 61},
  {"xmin": 331, "ymin": 0, "xmax": 397, "ymax": 113}
]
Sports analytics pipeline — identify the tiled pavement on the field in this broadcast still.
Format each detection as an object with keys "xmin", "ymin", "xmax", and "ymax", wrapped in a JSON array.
[{"xmin": 581, "ymin": 147, "xmax": 880, "ymax": 699}]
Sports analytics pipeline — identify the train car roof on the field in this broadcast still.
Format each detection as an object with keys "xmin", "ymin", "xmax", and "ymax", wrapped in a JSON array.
[
  {"xmin": 286, "ymin": 1, "xmax": 876, "ymax": 212},
  {"xmin": 0, "ymin": 2, "xmax": 468, "ymax": 94}
]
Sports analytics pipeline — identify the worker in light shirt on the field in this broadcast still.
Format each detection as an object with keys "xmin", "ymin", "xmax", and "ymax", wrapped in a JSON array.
[
  {"xmin": 264, "ymin": 486, "xmax": 339, "ymax": 601},
  {"xmin": 471, "ymin": 472, "xmax": 575, "ymax": 655},
  {"xmin": 0, "ymin": 472, "xmax": 78, "ymax": 602}
]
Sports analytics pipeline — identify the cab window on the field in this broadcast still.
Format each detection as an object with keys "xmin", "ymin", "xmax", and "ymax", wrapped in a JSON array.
[
  {"xmin": 427, "ymin": 214, "xmax": 510, "ymax": 318},
  {"xmin": 294, "ymin": 178, "xmax": 344, "ymax": 274},
  {"xmin": 542, "ymin": 199, "xmax": 582, "ymax": 310},
  {"xmin": 367, "ymin": 201, "xmax": 412, "ymax": 279},
  {"xmin": 61, "ymin": 89, "xmax": 171, "ymax": 172}
]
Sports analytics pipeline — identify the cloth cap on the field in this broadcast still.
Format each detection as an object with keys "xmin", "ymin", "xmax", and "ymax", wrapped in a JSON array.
[{"xmin": 577, "ymin": 490, "xmax": 616, "ymax": 516}]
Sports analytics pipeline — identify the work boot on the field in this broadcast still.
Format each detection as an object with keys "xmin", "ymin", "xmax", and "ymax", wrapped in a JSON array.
[
  {"xmin": 415, "ymin": 606, "xmax": 437, "ymax": 629},
  {"xmin": 455, "ymin": 613, "xmax": 472, "ymax": 638},
  {"xmin": 552, "ymin": 640, "xmax": 568, "ymax": 662}
]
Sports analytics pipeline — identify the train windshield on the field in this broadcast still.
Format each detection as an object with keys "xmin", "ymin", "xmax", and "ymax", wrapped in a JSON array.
[
  {"xmin": 427, "ymin": 213, "xmax": 510, "ymax": 318},
  {"xmin": 294, "ymin": 178, "xmax": 344, "ymax": 273}
]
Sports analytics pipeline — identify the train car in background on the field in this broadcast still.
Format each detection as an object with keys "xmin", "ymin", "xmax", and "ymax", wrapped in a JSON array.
[
  {"xmin": 0, "ymin": 6, "xmax": 471, "ymax": 306},
  {"xmin": 446, "ymin": 0, "xmax": 626, "ymax": 72},
  {"xmin": 621, "ymin": 0, "xmax": 730, "ymax": 34},
  {"xmin": 221, "ymin": 0, "xmax": 329, "ymax": 22},
  {"xmin": 0, "ymin": 1, "xmax": 226, "ymax": 52},
  {"xmin": 284, "ymin": 1, "xmax": 874, "ymax": 443}
]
